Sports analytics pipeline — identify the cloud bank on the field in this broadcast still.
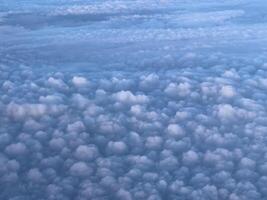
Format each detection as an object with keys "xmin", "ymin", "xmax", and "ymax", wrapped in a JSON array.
[{"xmin": 1, "ymin": 59, "xmax": 267, "ymax": 199}]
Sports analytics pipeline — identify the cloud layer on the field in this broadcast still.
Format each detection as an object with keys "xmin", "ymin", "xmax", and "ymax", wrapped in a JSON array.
[
  {"xmin": 1, "ymin": 0, "xmax": 267, "ymax": 199},
  {"xmin": 1, "ymin": 58, "xmax": 267, "ymax": 199}
]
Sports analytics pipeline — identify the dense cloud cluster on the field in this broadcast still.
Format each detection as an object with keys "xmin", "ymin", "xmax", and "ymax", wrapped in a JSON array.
[
  {"xmin": 1, "ymin": 0, "xmax": 267, "ymax": 199},
  {"xmin": 1, "ymin": 59, "xmax": 267, "ymax": 199}
]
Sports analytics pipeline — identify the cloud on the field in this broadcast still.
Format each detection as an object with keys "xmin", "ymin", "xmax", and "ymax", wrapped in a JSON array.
[
  {"xmin": 2, "ymin": 0, "xmax": 267, "ymax": 199},
  {"xmin": 164, "ymin": 82, "xmax": 191, "ymax": 98},
  {"xmin": 6, "ymin": 103, "xmax": 47, "ymax": 120},
  {"xmin": 74, "ymin": 145, "xmax": 99, "ymax": 161},
  {"xmin": 47, "ymin": 77, "xmax": 68, "ymax": 90},
  {"xmin": 49, "ymin": 138, "xmax": 66, "ymax": 151},
  {"xmin": 107, "ymin": 141, "xmax": 128, "ymax": 155},
  {"xmin": 113, "ymin": 90, "xmax": 149, "ymax": 105},
  {"xmin": 70, "ymin": 162, "xmax": 93, "ymax": 177},
  {"xmin": 166, "ymin": 124, "xmax": 185, "ymax": 139},
  {"xmin": 27, "ymin": 168, "xmax": 44, "ymax": 183},
  {"xmin": 72, "ymin": 76, "xmax": 89, "ymax": 88},
  {"xmin": 182, "ymin": 150, "xmax": 199, "ymax": 166},
  {"xmin": 5, "ymin": 143, "xmax": 28, "ymax": 157}
]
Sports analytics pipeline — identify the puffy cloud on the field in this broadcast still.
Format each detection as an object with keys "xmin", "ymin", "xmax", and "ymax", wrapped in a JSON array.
[
  {"xmin": 49, "ymin": 138, "xmax": 66, "ymax": 151},
  {"xmin": 47, "ymin": 77, "xmax": 68, "ymax": 90},
  {"xmin": 165, "ymin": 82, "xmax": 191, "ymax": 98},
  {"xmin": 6, "ymin": 103, "xmax": 47, "ymax": 120},
  {"xmin": 39, "ymin": 95, "xmax": 63, "ymax": 104},
  {"xmin": 113, "ymin": 90, "xmax": 149, "ymax": 105},
  {"xmin": 2, "ymin": 80, "xmax": 14, "ymax": 90},
  {"xmin": 27, "ymin": 168, "xmax": 44, "ymax": 183},
  {"xmin": 107, "ymin": 141, "xmax": 128, "ymax": 155},
  {"xmin": 145, "ymin": 136, "xmax": 163, "ymax": 150},
  {"xmin": 215, "ymin": 104, "xmax": 236, "ymax": 122},
  {"xmin": 159, "ymin": 156, "xmax": 179, "ymax": 171},
  {"xmin": 6, "ymin": 160, "xmax": 19, "ymax": 172},
  {"xmin": 72, "ymin": 76, "xmax": 89, "ymax": 88},
  {"xmin": 67, "ymin": 121, "xmax": 85, "ymax": 133},
  {"xmin": 116, "ymin": 189, "xmax": 133, "ymax": 200},
  {"xmin": 239, "ymin": 157, "xmax": 256, "ymax": 170},
  {"xmin": 139, "ymin": 74, "xmax": 159, "ymax": 91},
  {"xmin": 71, "ymin": 93, "xmax": 89, "ymax": 109},
  {"xmin": 182, "ymin": 150, "xmax": 199, "ymax": 166},
  {"xmin": 166, "ymin": 124, "xmax": 185, "ymax": 139},
  {"xmin": 5, "ymin": 143, "xmax": 28, "ymax": 156},
  {"xmin": 74, "ymin": 145, "xmax": 99, "ymax": 161},
  {"xmin": 220, "ymin": 85, "xmax": 236, "ymax": 98},
  {"xmin": 70, "ymin": 162, "xmax": 92, "ymax": 177}
]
